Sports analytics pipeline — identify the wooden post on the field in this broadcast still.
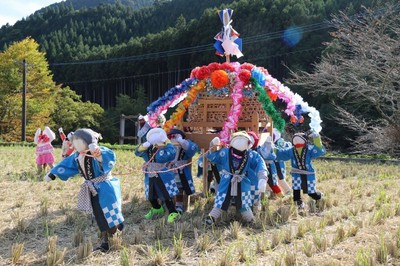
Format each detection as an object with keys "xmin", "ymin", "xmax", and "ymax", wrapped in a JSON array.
[
  {"xmin": 119, "ymin": 114, "xmax": 125, "ymax": 145},
  {"xmin": 225, "ymin": 54, "xmax": 230, "ymax": 63},
  {"xmin": 202, "ymin": 148, "xmax": 209, "ymax": 196},
  {"xmin": 21, "ymin": 59, "xmax": 27, "ymax": 142}
]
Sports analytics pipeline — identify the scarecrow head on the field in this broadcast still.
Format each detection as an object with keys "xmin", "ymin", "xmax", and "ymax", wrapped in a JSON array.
[
  {"xmin": 230, "ymin": 131, "xmax": 252, "ymax": 154},
  {"xmin": 292, "ymin": 132, "xmax": 308, "ymax": 149},
  {"xmin": 167, "ymin": 128, "xmax": 186, "ymax": 144},
  {"xmin": 70, "ymin": 128, "xmax": 101, "ymax": 152},
  {"xmin": 146, "ymin": 128, "xmax": 168, "ymax": 146}
]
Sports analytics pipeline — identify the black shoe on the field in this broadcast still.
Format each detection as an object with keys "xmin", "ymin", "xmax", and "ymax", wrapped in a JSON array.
[
  {"xmin": 203, "ymin": 216, "xmax": 216, "ymax": 227},
  {"xmin": 319, "ymin": 192, "xmax": 324, "ymax": 200},
  {"xmin": 295, "ymin": 201, "xmax": 304, "ymax": 210},
  {"xmin": 175, "ymin": 205, "xmax": 184, "ymax": 215},
  {"xmin": 117, "ymin": 223, "xmax": 124, "ymax": 231},
  {"xmin": 93, "ymin": 242, "xmax": 109, "ymax": 253}
]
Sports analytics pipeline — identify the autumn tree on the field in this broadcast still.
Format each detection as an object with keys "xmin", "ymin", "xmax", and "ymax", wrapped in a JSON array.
[
  {"xmin": 0, "ymin": 37, "xmax": 105, "ymax": 142},
  {"xmin": 0, "ymin": 38, "xmax": 59, "ymax": 141},
  {"xmin": 289, "ymin": 4, "xmax": 400, "ymax": 157}
]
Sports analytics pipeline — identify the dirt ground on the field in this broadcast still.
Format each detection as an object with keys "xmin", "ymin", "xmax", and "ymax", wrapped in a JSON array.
[{"xmin": 0, "ymin": 146, "xmax": 399, "ymax": 265}]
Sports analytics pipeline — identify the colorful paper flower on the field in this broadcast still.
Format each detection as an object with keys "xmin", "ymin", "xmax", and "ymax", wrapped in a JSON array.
[
  {"xmin": 210, "ymin": 70, "xmax": 230, "ymax": 89},
  {"xmin": 221, "ymin": 62, "xmax": 236, "ymax": 72},
  {"xmin": 163, "ymin": 80, "xmax": 206, "ymax": 132},
  {"xmin": 240, "ymin": 63, "xmax": 254, "ymax": 71},
  {"xmin": 267, "ymin": 89, "xmax": 278, "ymax": 101},
  {"xmin": 146, "ymin": 61, "xmax": 322, "ymax": 136},
  {"xmin": 238, "ymin": 69, "xmax": 251, "ymax": 84},
  {"xmin": 195, "ymin": 66, "xmax": 212, "ymax": 80}
]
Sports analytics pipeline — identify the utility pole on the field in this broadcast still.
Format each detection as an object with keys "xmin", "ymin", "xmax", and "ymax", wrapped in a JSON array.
[{"xmin": 21, "ymin": 59, "xmax": 27, "ymax": 142}]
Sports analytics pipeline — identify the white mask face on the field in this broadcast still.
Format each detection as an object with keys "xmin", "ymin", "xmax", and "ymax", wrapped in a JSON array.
[
  {"xmin": 230, "ymin": 136, "xmax": 249, "ymax": 151},
  {"xmin": 292, "ymin": 135, "xmax": 306, "ymax": 146},
  {"xmin": 146, "ymin": 128, "xmax": 167, "ymax": 145},
  {"xmin": 72, "ymin": 138, "xmax": 88, "ymax": 152}
]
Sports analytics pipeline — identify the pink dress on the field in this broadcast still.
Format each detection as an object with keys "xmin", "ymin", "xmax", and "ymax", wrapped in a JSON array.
[{"xmin": 36, "ymin": 142, "xmax": 55, "ymax": 164}]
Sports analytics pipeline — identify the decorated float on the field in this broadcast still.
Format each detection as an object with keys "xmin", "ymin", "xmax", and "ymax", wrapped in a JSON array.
[{"xmin": 145, "ymin": 9, "xmax": 322, "ymax": 194}]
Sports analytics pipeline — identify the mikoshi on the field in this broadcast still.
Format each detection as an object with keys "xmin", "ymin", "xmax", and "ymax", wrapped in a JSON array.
[{"xmin": 145, "ymin": 8, "xmax": 322, "ymax": 143}]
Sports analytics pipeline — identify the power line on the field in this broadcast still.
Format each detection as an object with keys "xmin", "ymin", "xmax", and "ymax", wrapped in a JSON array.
[
  {"xmin": 59, "ymin": 46, "xmax": 323, "ymax": 84},
  {"xmin": 50, "ymin": 2, "xmax": 400, "ymax": 68},
  {"xmin": 52, "ymin": 2, "xmax": 400, "ymax": 83},
  {"xmin": 50, "ymin": 21, "xmax": 332, "ymax": 67}
]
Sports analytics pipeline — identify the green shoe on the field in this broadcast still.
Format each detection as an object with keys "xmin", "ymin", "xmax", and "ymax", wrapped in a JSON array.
[
  {"xmin": 167, "ymin": 212, "xmax": 180, "ymax": 223},
  {"xmin": 145, "ymin": 207, "xmax": 164, "ymax": 219}
]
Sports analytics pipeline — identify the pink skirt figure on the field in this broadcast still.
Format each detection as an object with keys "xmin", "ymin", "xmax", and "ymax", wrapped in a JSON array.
[{"xmin": 36, "ymin": 143, "xmax": 55, "ymax": 165}]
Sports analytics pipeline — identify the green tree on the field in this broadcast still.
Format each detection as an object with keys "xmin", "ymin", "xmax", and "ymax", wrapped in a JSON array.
[
  {"xmin": 0, "ymin": 38, "xmax": 59, "ymax": 141},
  {"xmin": 100, "ymin": 86, "xmax": 148, "ymax": 143},
  {"xmin": 50, "ymin": 86, "xmax": 104, "ymax": 136}
]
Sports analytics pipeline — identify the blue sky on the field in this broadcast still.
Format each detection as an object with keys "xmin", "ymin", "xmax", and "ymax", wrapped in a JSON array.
[{"xmin": 0, "ymin": 0, "xmax": 62, "ymax": 26}]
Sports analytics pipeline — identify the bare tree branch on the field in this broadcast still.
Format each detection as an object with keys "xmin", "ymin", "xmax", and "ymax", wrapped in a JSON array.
[{"xmin": 288, "ymin": 4, "xmax": 400, "ymax": 157}]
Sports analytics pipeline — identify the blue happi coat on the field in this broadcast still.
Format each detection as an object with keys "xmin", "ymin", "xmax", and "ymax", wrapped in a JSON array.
[
  {"xmin": 50, "ymin": 146, "xmax": 124, "ymax": 229},
  {"xmin": 135, "ymin": 143, "xmax": 179, "ymax": 201},
  {"xmin": 207, "ymin": 147, "xmax": 266, "ymax": 209},
  {"xmin": 257, "ymin": 145, "xmax": 278, "ymax": 186},
  {"xmin": 172, "ymin": 140, "xmax": 199, "ymax": 195},
  {"xmin": 276, "ymin": 144, "xmax": 326, "ymax": 193},
  {"xmin": 274, "ymin": 139, "xmax": 291, "ymax": 180},
  {"xmin": 247, "ymin": 149, "xmax": 268, "ymax": 205}
]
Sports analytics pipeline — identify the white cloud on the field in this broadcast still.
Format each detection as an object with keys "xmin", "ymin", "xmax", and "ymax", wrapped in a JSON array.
[{"xmin": 0, "ymin": 0, "xmax": 62, "ymax": 26}]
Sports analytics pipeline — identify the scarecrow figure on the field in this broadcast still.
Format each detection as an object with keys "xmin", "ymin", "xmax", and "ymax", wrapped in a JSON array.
[
  {"xmin": 137, "ymin": 114, "xmax": 151, "ymax": 144},
  {"xmin": 135, "ymin": 128, "xmax": 181, "ymax": 223},
  {"xmin": 272, "ymin": 128, "xmax": 292, "ymax": 196},
  {"xmin": 58, "ymin": 127, "xmax": 75, "ymax": 159},
  {"xmin": 258, "ymin": 136, "xmax": 285, "ymax": 199},
  {"xmin": 276, "ymin": 131, "xmax": 325, "ymax": 210},
  {"xmin": 34, "ymin": 126, "xmax": 56, "ymax": 176},
  {"xmin": 45, "ymin": 128, "xmax": 124, "ymax": 252},
  {"xmin": 167, "ymin": 128, "xmax": 199, "ymax": 213},
  {"xmin": 204, "ymin": 131, "xmax": 267, "ymax": 226}
]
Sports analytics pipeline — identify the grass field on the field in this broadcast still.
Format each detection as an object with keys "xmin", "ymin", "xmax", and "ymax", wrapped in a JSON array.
[{"xmin": 0, "ymin": 146, "xmax": 399, "ymax": 265}]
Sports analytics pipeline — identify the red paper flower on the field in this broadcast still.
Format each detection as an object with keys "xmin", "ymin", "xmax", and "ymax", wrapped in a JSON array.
[
  {"xmin": 207, "ymin": 62, "xmax": 221, "ymax": 72},
  {"xmin": 221, "ymin": 62, "xmax": 235, "ymax": 72},
  {"xmin": 195, "ymin": 66, "xmax": 212, "ymax": 80},
  {"xmin": 210, "ymin": 70, "xmax": 230, "ymax": 89},
  {"xmin": 190, "ymin": 67, "xmax": 200, "ymax": 79},
  {"xmin": 267, "ymin": 89, "xmax": 278, "ymax": 101},
  {"xmin": 240, "ymin": 63, "xmax": 254, "ymax": 71},
  {"xmin": 290, "ymin": 116, "xmax": 297, "ymax": 124},
  {"xmin": 238, "ymin": 69, "xmax": 251, "ymax": 84}
]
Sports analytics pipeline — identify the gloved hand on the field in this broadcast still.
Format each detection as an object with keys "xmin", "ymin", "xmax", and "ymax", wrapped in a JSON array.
[
  {"xmin": 210, "ymin": 137, "xmax": 221, "ymax": 147},
  {"xmin": 309, "ymin": 129, "xmax": 319, "ymax": 138},
  {"xmin": 44, "ymin": 173, "xmax": 55, "ymax": 182},
  {"xmin": 175, "ymin": 134, "xmax": 189, "ymax": 150},
  {"xmin": 276, "ymin": 138, "xmax": 285, "ymax": 148},
  {"xmin": 88, "ymin": 143, "xmax": 101, "ymax": 157},
  {"xmin": 261, "ymin": 136, "xmax": 273, "ymax": 155},
  {"xmin": 309, "ymin": 130, "xmax": 323, "ymax": 148},
  {"xmin": 58, "ymin": 127, "xmax": 63, "ymax": 133},
  {"xmin": 159, "ymin": 133, "xmax": 168, "ymax": 143},
  {"xmin": 142, "ymin": 141, "xmax": 151, "ymax": 148},
  {"xmin": 175, "ymin": 134, "xmax": 183, "ymax": 142},
  {"xmin": 67, "ymin": 132, "xmax": 74, "ymax": 140},
  {"xmin": 258, "ymin": 179, "xmax": 267, "ymax": 193}
]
